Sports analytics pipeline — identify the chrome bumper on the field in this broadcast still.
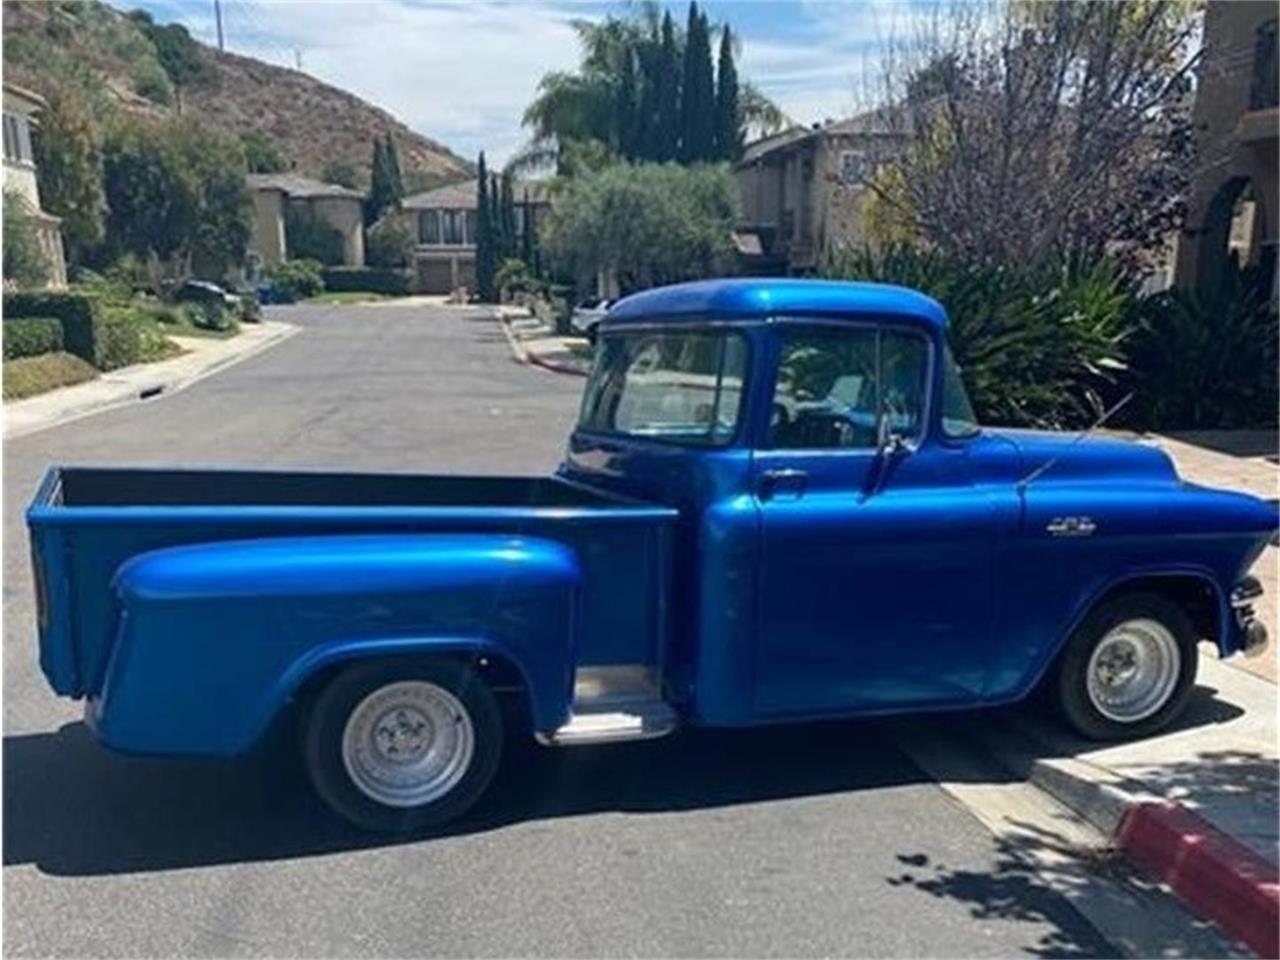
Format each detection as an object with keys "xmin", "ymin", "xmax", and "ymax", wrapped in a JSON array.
[{"xmin": 1231, "ymin": 576, "xmax": 1268, "ymax": 658}]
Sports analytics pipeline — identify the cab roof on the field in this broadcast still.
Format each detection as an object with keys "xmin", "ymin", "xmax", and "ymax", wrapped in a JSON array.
[{"xmin": 605, "ymin": 278, "xmax": 947, "ymax": 330}]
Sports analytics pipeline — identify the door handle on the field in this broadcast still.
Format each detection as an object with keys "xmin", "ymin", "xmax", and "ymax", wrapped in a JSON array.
[{"xmin": 759, "ymin": 468, "xmax": 808, "ymax": 499}]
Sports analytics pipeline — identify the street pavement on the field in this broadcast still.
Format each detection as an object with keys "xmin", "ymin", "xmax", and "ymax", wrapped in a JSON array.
[{"xmin": 5, "ymin": 302, "xmax": 1123, "ymax": 957}]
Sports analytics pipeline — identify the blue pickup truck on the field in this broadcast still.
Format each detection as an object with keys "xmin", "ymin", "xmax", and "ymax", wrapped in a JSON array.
[{"xmin": 27, "ymin": 279, "xmax": 1275, "ymax": 832}]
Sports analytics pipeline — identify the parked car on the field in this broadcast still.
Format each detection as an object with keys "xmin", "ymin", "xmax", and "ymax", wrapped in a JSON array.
[
  {"xmin": 26, "ymin": 279, "xmax": 1275, "ymax": 833},
  {"xmin": 174, "ymin": 279, "xmax": 240, "ymax": 310},
  {"xmin": 569, "ymin": 297, "xmax": 612, "ymax": 335}
]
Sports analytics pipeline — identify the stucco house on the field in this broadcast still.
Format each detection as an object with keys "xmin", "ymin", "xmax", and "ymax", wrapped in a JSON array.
[
  {"xmin": 247, "ymin": 173, "xmax": 366, "ymax": 269},
  {"xmin": 735, "ymin": 110, "xmax": 909, "ymax": 275},
  {"xmin": 401, "ymin": 179, "xmax": 550, "ymax": 294},
  {"xmin": 3, "ymin": 81, "xmax": 67, "ymax": 287},
  {"xmin": 1175, "ymin": 2, "xmax": 1278, "ymax": 303}
]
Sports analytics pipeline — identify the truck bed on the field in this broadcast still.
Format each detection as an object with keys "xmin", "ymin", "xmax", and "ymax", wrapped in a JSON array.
[{"xmin": 29, "ymin": 467, "xmax": 677, "ymax": 702}]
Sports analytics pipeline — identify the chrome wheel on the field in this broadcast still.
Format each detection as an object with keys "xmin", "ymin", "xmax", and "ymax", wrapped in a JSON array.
[
  {"xmin": 341, "ymin": 680, "xmax": 475, "ymax": 807},
  {"xmin": 1085, "ymin": 618, "xmax": 1181, "ymax": 723}
]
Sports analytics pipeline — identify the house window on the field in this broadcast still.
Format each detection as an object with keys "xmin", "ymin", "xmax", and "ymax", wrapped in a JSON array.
[
  {"xmin": 465, "ymin": 210, "xmax": 477, "ymax": 244},
  {"xmin": 441, "ymin": 210, "xmax": 465, "ymax": 245},
  {"xmin": 839, "ymin": 150, "xmax": 869, "ymax": 186},
  {"xmin": 3, "ymin": 112, "xmax": 33, "ymax": 164},
  {"xmin": 418, "ymin": 210, "xmax": 442, "ymax": 245}
]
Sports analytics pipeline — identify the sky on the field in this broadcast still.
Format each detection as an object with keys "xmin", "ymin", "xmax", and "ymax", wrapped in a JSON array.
[{"xmin": 128, "ymin": 0, "xmax": 935, "ymax": 166}]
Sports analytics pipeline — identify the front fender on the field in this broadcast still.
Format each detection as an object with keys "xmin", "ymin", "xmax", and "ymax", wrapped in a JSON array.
[{"xmin": 91, "ymin": 534, "xmax": 580, "ymax": 755}]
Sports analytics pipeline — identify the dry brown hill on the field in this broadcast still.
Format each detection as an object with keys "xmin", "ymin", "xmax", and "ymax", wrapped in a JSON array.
[{"xmin": 3, "ymin": 0, "xmax": 473, "ymax": 191}]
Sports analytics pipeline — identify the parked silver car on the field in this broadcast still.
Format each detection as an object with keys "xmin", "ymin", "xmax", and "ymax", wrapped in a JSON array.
[{"xmin": 569, "ymin": 297, "xmax": 612, "ymax": 335}]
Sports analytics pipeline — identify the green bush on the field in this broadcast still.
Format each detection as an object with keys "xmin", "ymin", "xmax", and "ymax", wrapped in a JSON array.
[
  {"xmin": 3, "ymin": 317, "xmax": 64, "ymax": 360},
  {"xmin": 366, "ymin": 213, "xmax": 413, "ymax": 268},
  {"xmin": 1124, "ymin": 269, "xmax": 1279, "ymax": 430},
  {"xmin": 266, "ymin": 259, "xmax": 325, "ymax": 302},
  {"xmin": 320, "ymin": 266, "xmax": 410, "ymax": 296},
  {"xmin": 3, "ymin": 290, "xmax": 153, "ymax": 370},
  {"xmin": 3, "ymin": 192, "xmax": 51, "ymax": 288},
  {"xmin": 285, "ymin": 206, "xmax": 346, "ymax": 266},
  {"xmin": 823, "ymin": 245, "xmax": 1135, "ymax": 429}
]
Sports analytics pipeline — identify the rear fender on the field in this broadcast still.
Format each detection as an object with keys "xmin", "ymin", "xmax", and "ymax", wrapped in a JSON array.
[{"xmin": 92, "ymin": 533, "xmax": 580, "ymax": 755}]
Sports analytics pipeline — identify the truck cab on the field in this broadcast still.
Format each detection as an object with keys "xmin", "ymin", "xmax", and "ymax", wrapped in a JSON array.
[{"xmin": 27, "ymin": 279, "xmax": 1275, "ymax": 833}]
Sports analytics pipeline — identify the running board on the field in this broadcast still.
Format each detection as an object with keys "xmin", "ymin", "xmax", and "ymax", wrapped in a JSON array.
[{"xmin": 538, "ymin": 700, "xmax": 678, "ymax": 746}]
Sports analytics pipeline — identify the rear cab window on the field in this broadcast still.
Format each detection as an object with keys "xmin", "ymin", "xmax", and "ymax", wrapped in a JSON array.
[{"xmin": 578, "ymin": 327, "xmax": 748, "ymax": 446}]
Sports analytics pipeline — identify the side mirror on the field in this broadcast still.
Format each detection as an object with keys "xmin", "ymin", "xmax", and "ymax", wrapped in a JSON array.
[{"xmin": 875, "ymin": 412, "xmax": 914, "ymax": 458}]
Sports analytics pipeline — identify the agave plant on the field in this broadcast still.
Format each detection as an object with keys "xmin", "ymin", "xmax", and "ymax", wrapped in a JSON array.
[{"xmin": 1124, "ymin": 267, "xmax": 1279, "ymax": 430}]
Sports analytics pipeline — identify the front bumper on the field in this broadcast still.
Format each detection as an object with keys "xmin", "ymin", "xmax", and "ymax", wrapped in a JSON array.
[{"xmin": 1231, "ymin": 576, "xmax": 1268, "ymax": 658}]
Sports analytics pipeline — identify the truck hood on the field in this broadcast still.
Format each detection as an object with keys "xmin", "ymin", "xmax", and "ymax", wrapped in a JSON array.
[{"xmin": 986, "ymin": 428, "xmax": 1179, "ymax": 485}]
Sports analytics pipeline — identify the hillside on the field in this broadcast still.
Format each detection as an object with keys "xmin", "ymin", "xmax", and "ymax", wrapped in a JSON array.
[{"xmin": 2, "ymin": 0, "xmax": 473, "ymax": 192}]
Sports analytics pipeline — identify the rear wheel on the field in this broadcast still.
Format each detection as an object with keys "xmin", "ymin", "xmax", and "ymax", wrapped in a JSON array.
[
  {"xmin": 304, "ymin": 659, "xmax": 503, "ymax": 832},
  {"xmin": 1055, "ymin": 592, "xmax": 1198, "ymax": 740}
]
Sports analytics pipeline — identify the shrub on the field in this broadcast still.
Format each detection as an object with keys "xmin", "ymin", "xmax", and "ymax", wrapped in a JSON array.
[
  {"xmin": 822, "ymin": 245, "xmax": 1135, "ymax": 429},
  {"xmin": 4, "ymin": 317, "xmax": 64, "ymax": 360},
  {"xmin": 320, "ymin": 266, "xmax": 410, "ymax": 296},
  {"xmin": 132, "ymin": 58, "xmax": 174, "ymax": 105},
  {"xmin": 3, "ymin": 290, "xmax": 151, "ymax": 370},
  {"xmin": 3, "ymin": 192, "xmax": 51, "ymax": 288},
  {"xmin": 495, "ymin": 258, "xmax": 532, "ymax": 300},
  {"xmin": 285, "ymin": 206, "xmax": 346, "ymax": 265},
  {"xmin": 1124, "ymin": 269, "xmax": 1279, "ymax": 430},
  {"xmin": 366, "ymin": 213, "xmax": 413, "ymax": 268},
  {"xmin": 3, "ymin": 352, "xmax": 99, "ymax": 401},
  {"xmin": 265, "ymin": 259, "xmax": 324, "ymax": 302}
]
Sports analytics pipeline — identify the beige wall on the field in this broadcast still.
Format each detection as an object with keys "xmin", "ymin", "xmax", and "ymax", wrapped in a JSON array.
[
  {"xmin": 310, "ymin": 196, "xmax": 365, "ymax": 267},
  {"xmin": 250, "ymin": 189, "xmax": 287, "ymax": 266},
  {"xmin": 4, "ymin": 84, "xmax": 67, "ymax": 287}
]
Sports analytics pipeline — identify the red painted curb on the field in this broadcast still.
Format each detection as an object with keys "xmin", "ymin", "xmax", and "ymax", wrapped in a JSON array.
[
  {"xmin": 1117, "ymin": 801, "xmax": 1279, "ymax": 957},
  {"xmin": 526, "ymin": 350, "xmax": 589, "ymax": 377}
]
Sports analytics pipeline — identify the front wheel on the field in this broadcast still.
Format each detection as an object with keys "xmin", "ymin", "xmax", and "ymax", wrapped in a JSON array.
[
  {"xmin": 1054, "ymin": 592, "xmax": 1198, "ymax": 741},
  {"xmin": 304, "ymin": 659, "xmax": 503, "ymax": 832}
]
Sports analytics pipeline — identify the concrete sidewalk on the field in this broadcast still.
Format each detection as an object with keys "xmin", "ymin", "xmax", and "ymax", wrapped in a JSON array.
[
  {"xmin": 3, "ymin": 320, "xmax": 297, "ymax": 439},
  {"xmin": 495, "ymin": 305, "xmax": 591, "ymax": 376}
]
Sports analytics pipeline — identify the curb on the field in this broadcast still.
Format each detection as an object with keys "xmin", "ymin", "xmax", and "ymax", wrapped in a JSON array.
[
  {"xmin": 1008, "ymin": 730, "xmax": 1280, "ymax": 957},
  {"xmin": 4, "ymin": 322, "xmax": 298, "ymax": 439},
  {"xmin": 1117, "ymin": 801, "xmax": 1280, "ymax": 958},
  {"xmin": 495, "ymin": 309, "xmax": 589, "ymax": 377}
]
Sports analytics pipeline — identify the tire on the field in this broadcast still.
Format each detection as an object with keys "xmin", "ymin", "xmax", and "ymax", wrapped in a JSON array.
[
  {"xmin": 1054, "ymin": 591, "xmax": 1198, "ymax": 741},
  {"xmin": 304, "ymin": 659, "xmax": 503, "ymax": 833}
]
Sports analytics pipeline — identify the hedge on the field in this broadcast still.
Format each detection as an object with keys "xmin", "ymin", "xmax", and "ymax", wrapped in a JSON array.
[
  {"xmin": 3, "ymin": 291, "xmax": 145, "ymax": 371},
  {"xmin": 321, "ymin": 266, "xmax": 411, "ymax": 296},
  {"xmin": 3, "ymin": 316, "xmax": 63, "ymax": 360}
]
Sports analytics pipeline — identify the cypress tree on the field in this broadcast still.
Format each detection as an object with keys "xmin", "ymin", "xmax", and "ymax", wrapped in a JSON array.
[
  {"xmin": 520, "ymin": 186, "xmax": 535, "ymax": 270},
  {"xmin": 489, "ymin": 173, "xmax": 505, "ymax": 261},
  {"xmin": 616, "ymin": 47, "xmax": 639, "ymax": 159},
  {"xmin": 500, "ymin": 174, "xmax": 517, "ymax": 260},
  {"xmin": 475, "ymin": 152, "xmax": 495, "ymax": 300},
  {"xmin": 656, "ymin": 11, "xmax": 680, "ymax": 162},
  {"xmin": 384, "ymin": 134, "xmax": 404, "ymax": 205},
  {"xmin": 366, "ymin": 137, "xmax": 388, "ymax": 225},
  {"xmin": 679, "ymin": 3, "xmax": 715, "ymax": 163},
  {"xmin": 713, "ymin": 26, "xmax": 742, "ymax": 162}
]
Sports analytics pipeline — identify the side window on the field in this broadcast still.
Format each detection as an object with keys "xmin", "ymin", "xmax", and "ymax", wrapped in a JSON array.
[{"xmin": 770, "ymin": 326, "xmax": 928, "ymax": 450}]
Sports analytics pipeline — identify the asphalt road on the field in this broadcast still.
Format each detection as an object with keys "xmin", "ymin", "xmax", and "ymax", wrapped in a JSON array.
[{"xmin": 2, "ymin": 303, "xmax": 1114, "ymax": 958}]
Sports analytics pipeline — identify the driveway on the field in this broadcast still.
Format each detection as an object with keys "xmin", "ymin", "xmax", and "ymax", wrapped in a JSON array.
[{"xmin": 2, "ymin": 303, "xmax": 1114, "ymax": 957}]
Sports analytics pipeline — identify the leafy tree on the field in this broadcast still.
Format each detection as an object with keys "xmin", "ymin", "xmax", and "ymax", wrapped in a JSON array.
[
  {"xmin": 31, "ymin": 79, "xmax": 106, "ymax": 264},
  {"xmin": 241, "ymin": 131, "xmax": 289, "ymax": 173},
  {"xmin": 713, "ymin": 26, "xmax": 742, "ymax": 162},
  {"xmin": 101, "ymin": 117, "xmax": 201, "ymax": 266},
  {"xmin": 2, "ymin": 191, "xmax": 51, "ymax": 287},
  {"xmin": 284, "ymin": 205, "xmax": 345, "ymax": 265},
  {"xmin": 679, "ymin": 3, "xmax": 715, "ymax": 163},
  {"xmin": 366, "ymin": 212, "xmax": 413, "ymax": 268},
  {"xmin": 130, "ymin": 12, "xmax": 207, "ymax": 105},
  {"xmin": 170, "ymin": 119, "xmax": 252, "ymax": 278},
  {"xmin": 542, "ymin": 162, "xmax": 738, "ymax": 295},
  {"xmin": 474, "ymin": 152, "xmax": 496, "ymax": 300}
]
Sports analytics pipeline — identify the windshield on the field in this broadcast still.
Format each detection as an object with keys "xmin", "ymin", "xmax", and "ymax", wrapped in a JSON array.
[{"xmin": 577, "ymin": 329, "xmax": 747, "ymax": 446}]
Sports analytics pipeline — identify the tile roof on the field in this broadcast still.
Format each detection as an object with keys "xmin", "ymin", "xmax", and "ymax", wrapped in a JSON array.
[
  {"xmin": 403, "ymin": 178, "xmax": 551, "ymax": 210},
  {"xmin": 247, "ymin": 173, "xmax": 365, "ymax": 200}
]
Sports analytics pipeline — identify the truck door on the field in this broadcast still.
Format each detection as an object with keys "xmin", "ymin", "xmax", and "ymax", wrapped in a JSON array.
[{"xmin": 751, "ymin": 321, "xmax": 997, "ymax": 716}]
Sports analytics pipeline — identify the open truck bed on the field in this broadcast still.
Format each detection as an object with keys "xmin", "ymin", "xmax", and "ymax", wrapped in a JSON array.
[{"xmin": 28, "ymin": 467, "xmax": 677, "ymax": 750}]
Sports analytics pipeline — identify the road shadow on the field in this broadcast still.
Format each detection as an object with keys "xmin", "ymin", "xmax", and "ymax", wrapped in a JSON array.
[
  {"xmin": 4, "ymin": 711, "xmax": 950, "ymax": 877},
  {"xmin": 3, "ymin": 685, "xmax": 1253, "ymax": 879}
]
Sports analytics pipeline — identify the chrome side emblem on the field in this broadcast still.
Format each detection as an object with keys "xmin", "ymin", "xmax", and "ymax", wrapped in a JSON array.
[{"xmin": 1047, "ymin": 516, "xmax": 1096, "ymax": 537}]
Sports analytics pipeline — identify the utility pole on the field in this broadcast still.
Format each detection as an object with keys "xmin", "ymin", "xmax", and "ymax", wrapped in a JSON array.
[
  {"xmin": 214, "ymin": 0, "xmax": 224, "ymax": 50},
  {"xmin": 294, "ymin": 48, "xmax": 303, "ymax": 71}
]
